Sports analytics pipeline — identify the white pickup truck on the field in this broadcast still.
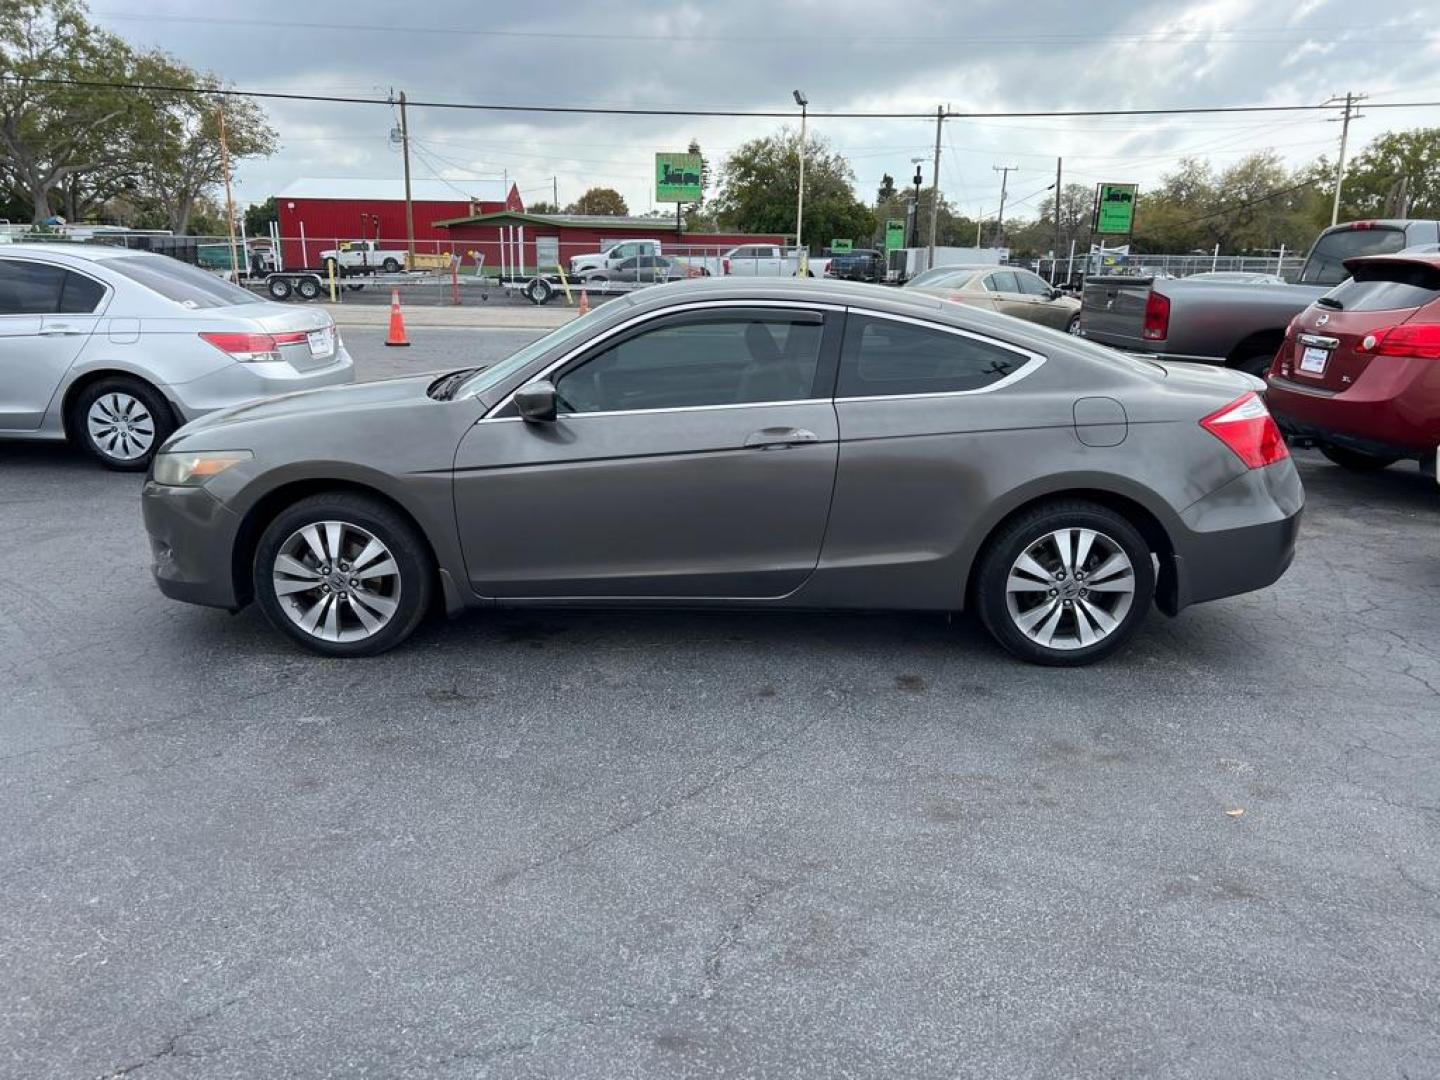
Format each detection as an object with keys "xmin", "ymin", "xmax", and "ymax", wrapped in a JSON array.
[
  {"xmin": 569, "ymin": 239, "xmax": 664, "ymax": 278},
  {"xmin": 699, "ymin": 244, "xmax": 829, "ymax": 278},
  {"xmin": 319, "ymin": 240, "xmax": 406, "ymax": 276}
]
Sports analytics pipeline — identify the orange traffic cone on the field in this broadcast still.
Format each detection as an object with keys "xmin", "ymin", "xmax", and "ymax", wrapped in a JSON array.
[
  {"xmin": 385, "ymin": 288, "xmax": 410, "ymax": 347},
  {"xmin": 578, "ymin": 288, "xmax": 589, "ymax": 315}
]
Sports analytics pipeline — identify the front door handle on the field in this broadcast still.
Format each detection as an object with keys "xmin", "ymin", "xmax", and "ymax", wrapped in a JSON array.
[
  {"xmin": 39, "ymin": 325, "xmax": 85, "ymax": 336},
  {"xmin": 744, "ymin": 426, "xmax": 819, "ymax": 450}
]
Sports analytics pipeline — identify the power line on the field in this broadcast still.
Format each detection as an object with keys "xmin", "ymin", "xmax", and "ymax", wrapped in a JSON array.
[{"xmin": 5, "ymin": 73, "xmax": 1438, "ymax": 120}]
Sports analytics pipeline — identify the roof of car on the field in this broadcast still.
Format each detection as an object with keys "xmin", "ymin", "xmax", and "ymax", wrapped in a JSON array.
[
  {"xmin": 0, "ymin": 242, "xmax": 152, "ymax": 262},
  {"xmin": 616, "ymin": 275, "xmax": 962, "ymax": 325}
]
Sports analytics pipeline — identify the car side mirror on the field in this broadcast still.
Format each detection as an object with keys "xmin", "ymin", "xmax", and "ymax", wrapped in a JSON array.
[
  {"xmin": 1049, "ymin": 287, "xmax": 1063, "ymax": 300},
  {"xmin": 515, "ymin": 379, "xmax": 558, "ymax": 423}
]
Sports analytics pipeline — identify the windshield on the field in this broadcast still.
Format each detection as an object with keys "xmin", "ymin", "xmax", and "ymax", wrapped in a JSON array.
[
  {"xmin": 456, "ymin": 304, "xmax": 613, "ymax": 397},
  {"xmin": 1299, "ymin": 225, "xmax": 1407, "ymax": 286},
  {"xmin": 106, "ymin": 254, "xmax": 262, "ymax": 307}
]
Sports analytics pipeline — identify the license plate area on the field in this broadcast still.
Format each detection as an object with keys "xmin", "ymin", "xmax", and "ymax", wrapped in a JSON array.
[
  {"xmin": 307, "ymin": 327, "xmax": 335, "ymax": 359},
  {"xmin": 1296, "ymin": 343, "xmax": 1329, "ymax": 376}
]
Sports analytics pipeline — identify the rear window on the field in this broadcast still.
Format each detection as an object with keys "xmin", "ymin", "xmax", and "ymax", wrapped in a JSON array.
[
  {"xmin": 106, "ymin": 255, "xmax": 262, "ymax": 308},
  {"xmin": 1299, "ymin": 226, "xmax": 1407, "ymax": 285},
  {"xmin": 1322, "ymin": 261, "xmax": 1440, "ymax": 311}
]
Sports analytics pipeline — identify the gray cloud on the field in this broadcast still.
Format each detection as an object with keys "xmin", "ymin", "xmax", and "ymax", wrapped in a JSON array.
[{"xmin": 92, "ymin": 0, "xmax": 1440, "ymax": 219}]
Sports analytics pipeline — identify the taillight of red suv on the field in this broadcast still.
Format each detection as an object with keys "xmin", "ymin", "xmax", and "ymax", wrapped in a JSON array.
[
  {"xmin": 1200, "ymin": 392, "xmax": 1289, "ymax": 469},
  {"xmin": 1354, "ymin": 323, "xmax": 1440, "ymax": 359},
  {"xmin": 1142, "ymin": 291, "xmax": 1170, "ymax": 341}
]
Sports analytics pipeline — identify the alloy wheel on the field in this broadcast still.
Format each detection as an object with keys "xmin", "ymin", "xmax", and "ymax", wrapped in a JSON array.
[
  {"xmin": 1004, "ymin": 527, "xmax": 1135, "ymax": 651},
  {"xmin": 271, "ymin": 520, "xmax": 401, "ymax": 643},
  {"xmin": 87, "ymin": 392, "xmax": 155, "ymax": 461}
]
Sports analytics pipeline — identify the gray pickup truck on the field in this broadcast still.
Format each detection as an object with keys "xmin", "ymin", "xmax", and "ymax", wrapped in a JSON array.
[{"xmin": 1080, "ymin": 219, "xmax": 1440, "ymax": 374}]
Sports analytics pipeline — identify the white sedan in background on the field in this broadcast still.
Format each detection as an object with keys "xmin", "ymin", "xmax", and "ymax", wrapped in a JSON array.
[{"xmin": 0, "ymin": 244, "xmax": 354, "ymax": 469}]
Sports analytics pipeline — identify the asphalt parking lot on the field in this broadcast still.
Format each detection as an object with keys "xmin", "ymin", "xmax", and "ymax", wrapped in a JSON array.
[{"xmin": 2, "ymin": 329, "xmax": 1437, "ymax": 1078}]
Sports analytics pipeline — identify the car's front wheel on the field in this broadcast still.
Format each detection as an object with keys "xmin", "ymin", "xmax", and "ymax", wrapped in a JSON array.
[
  {"xmin": 1066, "ymin": 314, "xmax": 1082, "ymax": 335},
  {"xmin": 70, "ymin": 377, "xmax": 175, "ymax": 471},
  {"xmin": 254, "ymin": 493, "xmax": 433, "ymax": 657},
  {"xmin": 975, "ymin": 500, "xmax": 1154, "ymax": 666}
]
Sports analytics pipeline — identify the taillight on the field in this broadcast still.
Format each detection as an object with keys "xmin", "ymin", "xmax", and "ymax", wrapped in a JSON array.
[
  {"xmin": 1142, "ymin": 291, "xmax": 1170, "ymax": 340},
  {"xmin": 1355, "ymin": 323, "xmax": 1440, "ymax": 359},
  {"xmin": 1200, "ymin": 392, "xmax": 1289, "ymax": 469},
  {"xmin": 199, "ymin": 331, "xmax": 306, "ymax": 363}
]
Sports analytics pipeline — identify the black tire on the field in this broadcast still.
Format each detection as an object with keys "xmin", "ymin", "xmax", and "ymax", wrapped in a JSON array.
[
  {"xmin": 381, "ymin": 257, "xmax": 401, "ymax": 273},
  {"xmin": 1319, "ymin": 444, "xmax": 1399, "ymax": 472},
  {"xmin": 253, "ymin": 493, "xmax": 433, "ymax": 658},
  {"xmin": 267, "ymin": 277, "xmax": 293, "ymax": 301},
  {"xmin": 974, "ymin": 499, "xmax": 1155, "ymax": 667},
  {"xmin": 295, "ymin": 277, "xmax": 322, "ymax": 300},
  {"xmin": 526, "ymin": 277, "xmax": 554, "ymax": 305},
  {"xmin": 1066, "ymin": 314, "xmax": 1082, "ymax": 336},
  {"xmin": 1232, "ymin": 350, "xmax": 1276, "ymax": 378},
  {"xmin": 69, "ymin": 376, "xmax": 176, "ymax": 471}
]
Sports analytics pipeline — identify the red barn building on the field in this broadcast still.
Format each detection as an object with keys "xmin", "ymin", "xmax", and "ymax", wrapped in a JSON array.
[
  {"xmin": 273, "ymin": 177, "xmax": 523, "ymax": 270},
  {"xmin": 433, "ymin": 211, "xmax": 791, "ymax": 275}
]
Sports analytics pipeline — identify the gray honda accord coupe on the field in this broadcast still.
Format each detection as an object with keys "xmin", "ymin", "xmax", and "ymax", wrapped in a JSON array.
[{"xmin": 142, "ymin": 278, "xmax": 1302, "ymax": 665}]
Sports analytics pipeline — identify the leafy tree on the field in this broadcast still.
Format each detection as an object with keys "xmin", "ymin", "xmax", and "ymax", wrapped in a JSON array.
[
  {"xmin": 683, "ymin": 137, "xmax": 710, "ymax": 223},
  {"xmin": 0, "ymin": 0, "xmax": 137, "ymax": 221},
  {"xmin": 524, "ymin": 200, "xmax": 559, "ymax": 214},
  {"xmin": 243, "ymin": 196, "xmax": 277, "ymax": 236},
  {"xmin": 713, "ymin": 127, "xmax": 874, "ymax": 251},
  {"xmin": 876, "ymin": 173, "xmax": 896, "ymax": 203},
  {"xmin": 566, "ymin": 186, "xmax": 628, "ymax": 216},
  {"xmin": 1325, "ymin": 128, "xmax": 1440, "ymax": 221}
]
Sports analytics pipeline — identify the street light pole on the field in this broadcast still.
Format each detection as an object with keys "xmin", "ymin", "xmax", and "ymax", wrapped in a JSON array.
[
  {"xmin": 793, "ymin": 90, "xmax": 808, "ymax": 275},
  {"xmin": 909, "ymin": 160, "xmax": 923, "ymax": 249}
]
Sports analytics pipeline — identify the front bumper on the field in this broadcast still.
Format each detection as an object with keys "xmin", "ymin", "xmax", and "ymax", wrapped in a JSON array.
[
  {"xmin": 164, "ymin": 348, "xmax": 356, "ymax": 422},
  {"xmin": 142, "ymin": 481, "xmax": 244, "ymax": 610},
  {"xmin": 1161, "ymin": 457, "xmax": 1304, "ymax": 614}
]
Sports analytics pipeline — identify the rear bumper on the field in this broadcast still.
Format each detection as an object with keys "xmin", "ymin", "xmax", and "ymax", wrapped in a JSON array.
[
  {"xmin": 164, "ymin": 348, "xmax": 356, "ymax": 422},
  {"xmin": 142, "ymin": 481, "xmax": 244, "ymax": 610},
  {"xmin": 1266, "ymin": 360, "xmax": 1440, "ymax": 458},
  {"xmin": 1161, "ymin": 458, "xmax": 1304, "ymax": 614}
]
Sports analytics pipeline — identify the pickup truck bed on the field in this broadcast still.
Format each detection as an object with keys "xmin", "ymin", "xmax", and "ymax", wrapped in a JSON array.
[{"xmin": 1081, "ymin": 276, "xmax": 1327, "ymax": 375}]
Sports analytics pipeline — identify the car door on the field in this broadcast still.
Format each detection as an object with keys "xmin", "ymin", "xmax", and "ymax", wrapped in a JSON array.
[
  {"xmin": 1014, "ymin": 270, "xmax": 1068, "ymax": 328},
  {"xmin": 611, "ymin": 256, "xmax": 639, "ymax": 283},
  {"xmin": 452, "ymin": 304, "xmax": 843, "ymax": 599},
  {"xmin": 0, "ymin": 258, "xmax": 108, "ymax": 431},
  {"xmin": 983, "ymin": 270, "xmax": 1033, "ymax": 320}
]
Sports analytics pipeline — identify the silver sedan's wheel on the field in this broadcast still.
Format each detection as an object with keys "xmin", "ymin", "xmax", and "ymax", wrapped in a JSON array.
[
  {"xmin": 87, "ymin": 392, "xmax": 155, "ymax": 462},
  {"xmin": 1066, "ymin": 315, "xmax": 1082, "ymax": 335},
  {"xmin": 1004, "ymin": 527, "xmax": 1136, "ymax": 652},
  {"xmin": 271, "ymin": 520, "xmax": 402, "ymax": 643}
]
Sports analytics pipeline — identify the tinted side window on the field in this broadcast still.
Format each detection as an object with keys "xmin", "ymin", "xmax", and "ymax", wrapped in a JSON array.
[
  {"xmin": 837, "ymin": 315, "xmax": 1027, "ymax": 397},
  {"xmin": 59, "ymin": 271, "xmax": 106, "ymax": 313},
  {"xmin": 984, "ymin": 271, "xmax": 1019, "ymax": 293},
  {"xmin": 554, "ymin": 315, "xmax": 824, "ymax": 414},
  {"xmin": 1016, "ymin": 272, "xmax": 1051, "ymax": 297},
  {"xmin": 1299, "ymin": 226, "xmax": 1407, "ymax": 285},
  {"xmin": 0, "ymin": 259, "xmax": 66, "ymax": 314}
]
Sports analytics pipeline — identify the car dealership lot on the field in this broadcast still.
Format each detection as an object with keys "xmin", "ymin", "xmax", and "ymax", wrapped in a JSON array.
[{"xmin": 1, "ymin": 331, "xmax": 1437, "ymax": 1077}]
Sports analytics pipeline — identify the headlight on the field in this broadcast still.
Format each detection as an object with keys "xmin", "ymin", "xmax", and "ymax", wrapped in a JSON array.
[{"xmin": 152, "ymin": 450, "xmax": 252, "ymax": 487}]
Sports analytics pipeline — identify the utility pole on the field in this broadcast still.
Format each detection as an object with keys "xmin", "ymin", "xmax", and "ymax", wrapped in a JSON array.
[
  {"xmin": 1327, "ymin": 91, "xmax": 1365, "ymax": 227},
  {"xmin": 1053, "ymin": 157, "xmax": 1063, "ymax": 264},
  {"xmin": 217, "ymin": 99, "xmax": 239, "ymax": 281},
  {"xmin": 992, "ymin": 164, "xmax": 1017, "ymax": 248},
  {"xmin": 793, "ymin": 90, "xmax": 808, "ymax": 272},
  {"xmin": 398, "ymin": 90, "xmax": 415, "ymax": 265},
  {"xmin": 552, "ymin": 176, "xmax": 558, "ymax": 208},
  {"xmin": 926, "ymin": 104, "xmax": 944, "ymax": 265}
]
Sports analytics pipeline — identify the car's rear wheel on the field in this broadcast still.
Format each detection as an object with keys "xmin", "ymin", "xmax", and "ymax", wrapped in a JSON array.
[
  {"xmin": 381, "ymin": 257, "xmax": 401, "ymax": 273},
  {"xmin": 254, "ymin": 494, "xmax": 433, "ymax": 657},
  {"xmin": 975, "ymin": 500, "xmax": 1154, "ymax": 666},
  {"xmin": 1318, "ymin": 444, "xmax": 1399, "ymax": 472},
  {"xmin": 1066, "ymin": 314, "xmax": 1081, "ymax": 335},
  {"xmin": 70, "ymin": 377, "xmax": 175, "ymax": 471}
]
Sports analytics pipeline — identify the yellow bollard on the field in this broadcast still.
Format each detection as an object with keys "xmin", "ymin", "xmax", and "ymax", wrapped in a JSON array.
[{"xmin": 327, "ymin": 257, "xmax": 337, "ymax": 302}]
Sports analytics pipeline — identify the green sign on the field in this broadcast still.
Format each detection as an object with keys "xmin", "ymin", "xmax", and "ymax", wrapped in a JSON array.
[
  {"xmin": 1094, "ymin": 183, "xmax": 1138, "ymax": 235},
  {"xmin": 655, "ymin": 152, "xmax": 703, "ymax": 203},
  {"xmin": 831, "ymin": 238, "xmax": 853, "ymax": 253},
  {"xmin": 884, "ymin": 218, "xmax": 906, "ymax": 252}
]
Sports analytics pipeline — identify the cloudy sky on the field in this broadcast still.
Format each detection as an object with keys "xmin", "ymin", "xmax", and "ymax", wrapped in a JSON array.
[{"xmin": 92, "ymin": 0, "xmax": 1440, "ymax": 222}]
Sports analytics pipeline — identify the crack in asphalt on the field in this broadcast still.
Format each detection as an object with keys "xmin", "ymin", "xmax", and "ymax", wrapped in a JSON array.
[{"xmin": 96, "ymin": 997, "xmax": 242, "ymax": 1079}]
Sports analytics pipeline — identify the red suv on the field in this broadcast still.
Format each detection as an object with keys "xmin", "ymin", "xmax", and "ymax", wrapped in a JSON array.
[{"xmin": 1266, "ymin": 252, "xmax": 1440, "ymax": 472}]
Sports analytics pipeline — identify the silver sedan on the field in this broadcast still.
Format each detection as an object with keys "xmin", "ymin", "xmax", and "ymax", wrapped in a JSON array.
[
  {"xmin": 142, "ymin": 278, "xmax": 1302, "ymax": 666},
  {"xmin": 0, "ymin": 243, "xmax": 353, "ymax": 469}
]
